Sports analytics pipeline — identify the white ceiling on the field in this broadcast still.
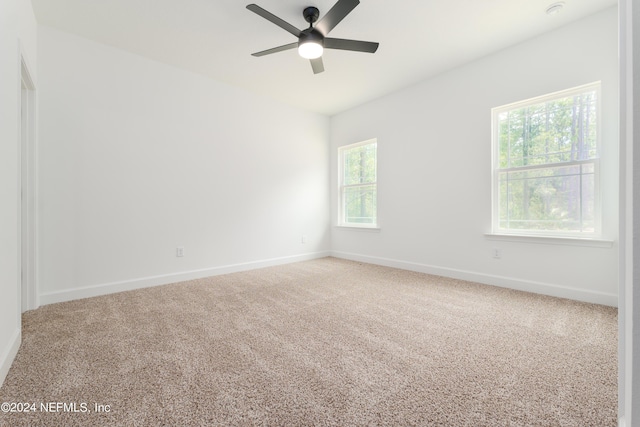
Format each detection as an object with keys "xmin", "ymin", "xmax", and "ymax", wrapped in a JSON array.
[{"xmin": 31, "ymin": 0, "xmax": 616, "ymax": 116}]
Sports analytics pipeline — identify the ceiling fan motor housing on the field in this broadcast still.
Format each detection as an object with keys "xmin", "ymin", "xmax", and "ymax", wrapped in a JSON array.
[{"xmin": 299, "ymin": 28, "xmax": 324, "ymax": 47}]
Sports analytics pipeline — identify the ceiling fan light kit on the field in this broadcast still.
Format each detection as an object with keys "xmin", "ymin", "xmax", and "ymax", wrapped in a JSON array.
[
  {"xmin": 298, "ymin": 41, "xmax": 323, "ymax": 59},
  {"xmin": 246, "ymin": 0, "xmax": 379, "ymax": 74}
]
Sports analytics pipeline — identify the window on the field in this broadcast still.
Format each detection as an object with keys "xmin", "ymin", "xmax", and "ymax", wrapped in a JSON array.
[
  {"xmin": 339, "ymin": 139, "xmax": 377, "ymax": 227},
  {"xmin": 492, "ymin": 83, "xmax": 600, "ymax": 236}
]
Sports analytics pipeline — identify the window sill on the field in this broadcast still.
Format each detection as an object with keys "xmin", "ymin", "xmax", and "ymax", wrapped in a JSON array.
[
  {"xmin": 336, "ymin": 225, "xmax": 381, "ymax": 231},
  {"xmin": 484, "ymin": 233, "xmax": 614, "ymax": 248}
]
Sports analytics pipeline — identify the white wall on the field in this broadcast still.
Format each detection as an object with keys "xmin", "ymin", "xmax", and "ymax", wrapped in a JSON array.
[
  {"xmin": 37, "ymin": 26, "xmax": 330, "ymax": 304},
  {"xmin": 331, "ymin": 7, "xmax": 619, "ymax": 306},
  {"xmin": 0, "ymin": 0, "xmax": 37, "ymax": 386}
]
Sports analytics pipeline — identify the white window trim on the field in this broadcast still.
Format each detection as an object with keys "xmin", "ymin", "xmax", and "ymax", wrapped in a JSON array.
[
  {"xmin": 484, "ymin": 233, "xmax": 613, "ymax": 248},
  {"xmin": 338, "ymin": 139, "xmax": 378, "ymax": 229},
  {"xmin": 490, "ymin": 82, "xmax": 602, "ymax": 239}
]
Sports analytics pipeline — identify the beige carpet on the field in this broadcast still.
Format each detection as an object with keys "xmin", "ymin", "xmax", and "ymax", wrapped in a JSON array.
[{"xmin": 0, "ymin": 257, "xmax": 617, "ymax": 426}]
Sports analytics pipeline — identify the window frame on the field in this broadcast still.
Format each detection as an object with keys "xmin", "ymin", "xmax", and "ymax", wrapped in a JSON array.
[
  {"xmin": 490, "ymin": 82, "xmax": 602, "ymax": 238},
  {"xmin": 338, "ymin": 139, "xmax": 378, "ymax": 229}
]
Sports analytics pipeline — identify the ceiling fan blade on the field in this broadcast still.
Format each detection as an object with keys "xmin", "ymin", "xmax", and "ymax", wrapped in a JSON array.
[
  {"xmin": 246, "ymin": 4, "xmax": 302, "ymax": 38},
  {"xmin": 310, "ymin": 57, "xmax": 324, "ymax": 74},
  {"xmin": 314, "ymin": 0, "xmax": 360, "ymax": 36},
  {"xmin": 324, "ymin": 38, "xmax": 379, "ymax": 53},
  {"xmin": 251, "ymin": 42, "xmax": 298, "ymax": 57}
]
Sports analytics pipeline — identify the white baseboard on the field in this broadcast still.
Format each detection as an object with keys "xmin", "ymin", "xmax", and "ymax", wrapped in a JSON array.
[
  {"xmin": 39, "ymin": 251, "xmax": 331, "ymax": 306},
  {"xmin": 37, "ymin": 250, "xmax": 618, "ymax": 308},
  {"xmin": 332, "ymin": 251, "xmax": 618, "ymax": 307},
  {"xmin": 0, "ymin": 328, "xmax": 21, "ymax": 388}
]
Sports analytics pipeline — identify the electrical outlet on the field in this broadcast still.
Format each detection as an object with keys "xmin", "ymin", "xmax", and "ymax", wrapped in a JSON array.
[
  {"xmin": 176, "ymin": 247, "xmax": 184, "ymax": 257},
  {"xmin": 492, "ymin": 248, "xmax": 502, "ymax": 259},
  {"xmin": 301, "ymin": 235, "xmax": 308, "ymax": 244}
]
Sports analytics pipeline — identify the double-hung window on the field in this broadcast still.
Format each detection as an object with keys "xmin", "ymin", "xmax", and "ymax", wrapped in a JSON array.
[
  {"xmin": 492, "ymin": 83, "xmax": 600, "ymax": 236},
  {"xmin": 338, "ymin": 139, "xmax": 377, "ymax": 227}
]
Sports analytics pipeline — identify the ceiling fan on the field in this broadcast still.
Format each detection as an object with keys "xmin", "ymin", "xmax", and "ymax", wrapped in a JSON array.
[{"xmin": 246, "ymin": 0, "xmax": 379, "ymax": 74}]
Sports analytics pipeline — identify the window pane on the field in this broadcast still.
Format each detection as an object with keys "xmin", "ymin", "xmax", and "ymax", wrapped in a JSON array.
[
  {"xmin": 344, "ymin": 185, "xmax": 377, "ymax": 225},
  {"xmin": 343, "ymin": 143, "xmax": 377, "ymax": 185},
  {"xmin": 498, "ymin": 163, "xmax": 595, "ymax": 232},
  {"xmin": 497, "ymin": 91, "xmax": 598, "ymax": 168}
]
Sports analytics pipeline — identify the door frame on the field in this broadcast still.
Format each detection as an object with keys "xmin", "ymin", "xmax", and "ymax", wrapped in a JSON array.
[{"xmin": 19, "ymin": 46, "xmax": 37, "ymax": 313}]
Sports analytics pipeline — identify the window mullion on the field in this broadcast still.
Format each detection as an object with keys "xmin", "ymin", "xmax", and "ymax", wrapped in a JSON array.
[{"xmin": 497, "ymin": 158, "xmax": 595, "ymax": 174}]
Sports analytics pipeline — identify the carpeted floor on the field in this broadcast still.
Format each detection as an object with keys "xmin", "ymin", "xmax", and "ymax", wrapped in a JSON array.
[{"xmin": 0, "ymin": 257, "xmax": 617, "ymax": 426}]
